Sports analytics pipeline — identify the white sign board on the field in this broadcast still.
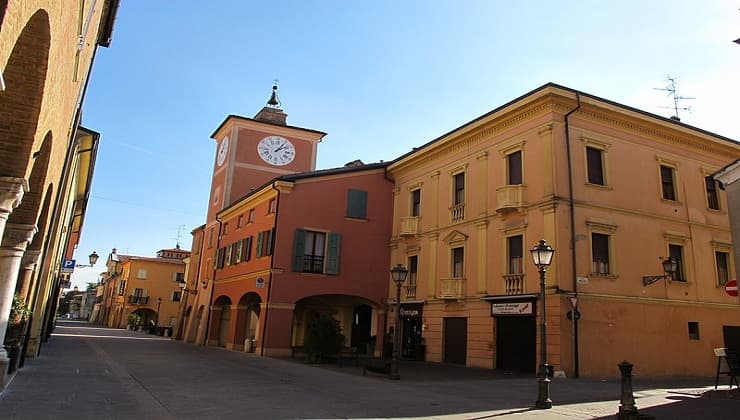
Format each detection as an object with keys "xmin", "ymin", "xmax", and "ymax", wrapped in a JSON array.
[{"xmin": 491, "ymin": 302, "xmax": 533, "ymax": 315}]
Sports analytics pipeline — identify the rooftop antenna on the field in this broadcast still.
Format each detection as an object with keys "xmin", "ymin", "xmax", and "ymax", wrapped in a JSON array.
[
  {"xmin": 173, "ymin": 224, "xmax": 186, "ymax": 249},
  {"xmin": 653, "ymin": 75, "xmax": 694, "ymax": 121}
]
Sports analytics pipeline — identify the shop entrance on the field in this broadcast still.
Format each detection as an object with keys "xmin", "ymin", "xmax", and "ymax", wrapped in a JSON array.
[
  {"xmin": 443, "ymin": 317, "xmax": 467, "ymax": 365},
  {"xmin": 496, "ymin": 315, "xmax": 536, "ymax": 373}
]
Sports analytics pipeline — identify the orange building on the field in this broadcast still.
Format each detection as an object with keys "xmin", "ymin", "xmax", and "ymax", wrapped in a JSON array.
[
  {"xmin": 97, "ymin": 247, "xmax": 188, "ymax": 330},
  {"xmin": 387, "ymin": 83, "xmax": 740, "ymax": 377}
]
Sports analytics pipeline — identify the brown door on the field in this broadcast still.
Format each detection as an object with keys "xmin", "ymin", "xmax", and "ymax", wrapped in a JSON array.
[{"xmin": 444, "ymin": 317, "xmax": 467, "ymax": 364}]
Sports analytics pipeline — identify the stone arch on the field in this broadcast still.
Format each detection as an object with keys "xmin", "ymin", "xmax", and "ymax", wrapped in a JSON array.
[
  {"xmin": 9, "ymin": 131, "xmax": 52, "ymax": 225},
  {"xmin": 235, "ymin": 292, "xmax": 261, "ymax": 352},
  {"xmin": 212, "ymin": 295, "xmax": 232, "ymax": 348},
  {"xmin": 0, "ymin": 9, "xmax": 51, "ymax": 179}
]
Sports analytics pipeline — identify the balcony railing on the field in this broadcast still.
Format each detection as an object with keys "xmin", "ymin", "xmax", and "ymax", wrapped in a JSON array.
[
  {"xmin": 439, "ymin": 277, "xmax": 465, "ymax": 299},
  {"xmin": 128, "ymin": 295, "xmax": 149, "ymax": 305},
  {"xmin": 399, "ymin": 217, "xmax": 420, "ymax": 236},
  {"xmin": 503, "ymin": 273, "xmax": 525, "ymax": 295},
  {"xmin": 450, "ymin": 203, "xmax": 465, "ymax": 223},
  {"xmin": 302, "ymin": 255, "xmax": 324, "ymax": 273},
  {"xmin": 404, "ymin": 284, "xmax": 417, "ymax": 299},
  {"xmin": 496, "ymin": 185, "xmax": 526, "ymax": 212}
]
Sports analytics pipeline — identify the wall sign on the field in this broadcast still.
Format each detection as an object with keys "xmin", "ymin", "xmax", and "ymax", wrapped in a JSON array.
[
  {"xmin": 255, "ymin": 277, "xmax": 265, "ymax": 289},
  {"xmin": 491, "ymin": 302, "xmax": 533, "ymax": 315}
]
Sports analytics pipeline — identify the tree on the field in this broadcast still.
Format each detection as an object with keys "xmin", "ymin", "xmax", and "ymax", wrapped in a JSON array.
[{"xmin": 303, "ymin": 313, "xmax": 344, "ymax": 363}]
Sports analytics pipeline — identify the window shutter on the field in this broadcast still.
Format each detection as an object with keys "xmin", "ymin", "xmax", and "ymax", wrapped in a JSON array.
[
  {"xmin": 266, "ymin": 229, "xmax": 275, "ymax": 256},
  {"xmin": 347, "ymin": 189, "xmax": 368, "ymax": 219},
  {"xmin": 245, "ymin": 236, "xmax": 252, "ymax": 261},
  {"xmin": 256, "ymin": 232, "xmax": 264, "ymax": 257},
  {"xmin": 293, "ymin": 229, "xmax": 306, "ymax": 271},
  {"xmin": 325, "ymin": 232, "xmax": 341, "ymax": 274}
]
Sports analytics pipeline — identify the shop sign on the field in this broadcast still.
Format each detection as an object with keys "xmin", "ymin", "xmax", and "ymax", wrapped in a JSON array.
[
  {"xmin": 400, "ymin": 308, "xmax": 420, "ymax": 317},
  {"xmin": 491, "ymin": 302, "xmax": 533, "ymax": 315}
]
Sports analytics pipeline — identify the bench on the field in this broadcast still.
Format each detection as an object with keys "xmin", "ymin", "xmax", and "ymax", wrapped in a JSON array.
[{"xmin": 363, "ymin": 359, "xmax": 391, "ymax": 377}]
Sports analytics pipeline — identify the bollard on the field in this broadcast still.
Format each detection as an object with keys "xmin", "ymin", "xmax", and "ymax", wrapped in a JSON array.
[{"xmin": 617, "ymin": 360, "xmax": 638, "ymax": 420}]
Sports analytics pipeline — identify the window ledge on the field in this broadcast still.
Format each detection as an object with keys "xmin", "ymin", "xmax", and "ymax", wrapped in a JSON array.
[
  {"xmin": 584, "ymin": 183, "xmax": 613, "ymax": 191},
  {"xmin": 707, "ymin": 208, "xmax": 727, "ymax": 215},
  {"xmin": 300, "ymin": 272, "xmax": 329, "ymax": 278},
  {"xmin": 589, "ymin": 273, "xmax": 619, "ymax": 281},
  {"xmin": 668, "ymin": 279, "xmax": 691, "ymax": 286},
  {"xmin": 660, "ymin": 198, "xmax": 683, "ymax": 205},
  {"xmin": 345, "ymin": 217, "xmax": 368, "ymax": 223}
]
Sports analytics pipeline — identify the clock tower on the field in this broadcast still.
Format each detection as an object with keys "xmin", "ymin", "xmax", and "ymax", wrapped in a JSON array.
[{"xmin": 206, "ymin": 85, "xmax": 326, "ymax": 222}]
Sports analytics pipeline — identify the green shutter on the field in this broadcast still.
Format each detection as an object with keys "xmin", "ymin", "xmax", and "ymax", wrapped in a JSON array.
[
  {"xmin": 266, "ymin": 228, "xmax": 275, "ymax": 256},
  {"xmin": 245, "ymin": 236, "xmax": 252, "ymax": 261},
  {"xmin": 325, "ymin": 232, "xmax": 341, "ymax": 274},
  {"xmin": 256, "ymin": 232, "xmax": 264, "ymax": 258},
  {"xmin": 347, "ymin": 189, "xmax": 368, "ymax": 219},
  {"xmin": 293, "ymin": 229, "xmax": 306, "ymax": 272}
]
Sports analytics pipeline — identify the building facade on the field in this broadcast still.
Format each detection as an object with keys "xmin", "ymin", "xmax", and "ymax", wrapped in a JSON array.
[
  {"xmin": 0, "ymin": 0, "xmax": 119, "ymax": 386},
  {"xmin": 387, "ymin": 83, "xmax": 740, "ymax": 377}
]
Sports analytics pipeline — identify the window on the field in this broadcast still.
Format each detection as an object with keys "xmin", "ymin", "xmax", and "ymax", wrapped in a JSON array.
[
  {"xmin": 174, "ymin": 272, "xmax": 185, "ymax": 282},
  {"xmin": 256, "ymin": 229, "xmax": 274, "ymax": 257},
  {"xmin": 660, "ymin": 165, "xmax": 676, "ymax": 201},
  {"xmin": 171, "ymin": 291, "xmax": 182, "ymax": 302},
  {"xmin": 586, "ymin": 147, "xmax": 605, "ymax": 185},
  {"xmin": 346, "ymin": 189, "xmax": 368, "ymax": 219},
  {"xmin": 591, "ymin": 233, "xmax": 610, "ymax": 274},
  {"xmin": 716, "ymin": 251, "xmax": 730, "ymax": 286},
  {"xmin": 244, "ymin": 236, "xmax": 253, "ymax": 261},
  {"xmin": 411, "ymin": 189, "xmax": 421, "ymax": 217},
  {"xmin": 268, "ymin": 198, "xmax": 277, "ymax": 214},
  {"xmin": 216, "ymin": 247, "xmax": 226, "ymax": 269},
  {"xmin": 292, "ymin": 229, "xmax": 341, "ymax": 274},
  {"xmin": 237, "ymin": 215, "xmax": 244, "ymax": 228},
  {"xmin": 452, "ymin": 247, "xmax": 464, "ymax": 278},
  {"xmin": 137, "ymin": 269, "xmax": 147, "ymax": 279},
  {"xmin": 132, "ymin": 288, "xmax": 144, "ymax": 297},
  {"xmin": 706, "ymin": 176, "xmax": 720, "ymax": 210},
  {"xmin": 223, "ymin": 223, "xmax": 229, "ymax": 235},
  {"xmin": 208, "ymin": 228, "xmax": 214, "ymax": 248},
  {"xmin": 507, "ymin": 151, "xmax": 522, "ymax": 185},
  {"xmin": 688, "ymin": 322, "xmax": 699, "ymax": 340},
  {"xmin": 507, "ymin": 235, "xmax": 523, "ymax": 274},
  {"xmin": 408, "ymin": 256, "xmax": 418, "ymax": 285},
  {"xmin": 248, "ymin": 209, "xmax": 255, "ymax": 223},
  {"xmin": 453, "ymin": 173, "xmax": 465, "ymax": 205},
  {"xmin": 235, "ymin": 240, "xmax": 243, "ymax": 263},
  {"xmin": 118, "ymin": 280, "xmax": 127, "ymax": 296},
  {"xmin": 225, "ymin": 244, "xmax": 233, "ymax": 266},
  {"xmin": 669, "ymin": 244, "xmax": 685, "ymax": 281}
]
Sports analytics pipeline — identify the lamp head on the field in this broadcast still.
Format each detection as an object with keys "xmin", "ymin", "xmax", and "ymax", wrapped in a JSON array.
[
  {"xmin": 530, "ymin": 239, "xmax": 555, "ymax": 270},
  {"xmin": 662, "ymin": 257, "xmax": 678, "ymax": 275},
  {"xmin": 88, "ymin": 251, "xmax": 99, "ymax": 266},
  {"xmin": 390, "ymin": 264, "xmax": 409, "ymax": 285}
]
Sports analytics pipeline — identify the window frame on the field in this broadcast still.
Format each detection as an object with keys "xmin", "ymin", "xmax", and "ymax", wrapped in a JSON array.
[
  {"xmin": 656, "ymin": 158, "xmax": 680, "ymax": 203},
  {"xmin": 668, "ymin": 243, "xmax": 686, "ymax": 282},
  {"xmin": 451, "ymin": 246, "xmax": 464, "ymax": 278},
  {"xmin": 408, "ymin": 255, "xmax": 418, "ymax": 285},
  {"xmin": 705, "ymin": 175, "xmax": 721, "ymax": 211},
  {"xmin": 506, "ymin": 234, "xmax": 523, "ymax": 275},
  {"xmin": 453, "ymin": 172, "xmax": 465, "ymax": 206},
  {"xmin": 586, "ymin": 218, "xmax": 618, "ymax": 278},
  {"xmin": 711, "ymin": 240, "xmax": 734, "ymax": 287},
  {"xmin": 411, "ymin": 188, "xmax": 421, "ymax": 217}
]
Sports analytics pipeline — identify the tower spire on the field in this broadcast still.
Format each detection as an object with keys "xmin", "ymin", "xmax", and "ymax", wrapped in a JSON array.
[
  {"xmin": 254, "ymin": 80, "xmax": 288, "ymax": 125},
  {"xmin": 267, "ymin": 80, "xmax": 281, "ymax": 108}
]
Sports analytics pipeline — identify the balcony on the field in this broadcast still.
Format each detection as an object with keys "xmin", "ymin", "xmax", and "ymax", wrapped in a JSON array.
[
  {"xmin": 503, "ymin": 273, "xmax": 525, "ymax": 295},
  {"xmin": 404, "ymin": 284, "xmax": 417, "ymax": 299},
  {"xmin": 439, "ymin": 277, "xmax": 466, "ymax": 300},
  {"xmin": 449, "ymin": 203, "xmax": 465, "ymax": 223},
  {"xmin": 399, "ymin": 217, "xmax": 420, "ymax": 236},
  {"xmin": 496, "ymin": 185, "xmax": 526, "ymax": 213},
  {"xmin": 128, "ymin": 295, "xmax": 149, "ymax": 305}
]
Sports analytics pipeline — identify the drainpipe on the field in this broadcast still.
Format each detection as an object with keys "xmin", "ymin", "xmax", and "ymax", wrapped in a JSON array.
[
  {"xmin": 564, "ymin": 93, "xmax": 582, "ymax": 378},
  {"xmin": 260, "ymin": 181, "xmax": 281, "ymax": 356},
  {"xmin": 202, "ymin": 219, "xmax": 222, "ymax": 346}
]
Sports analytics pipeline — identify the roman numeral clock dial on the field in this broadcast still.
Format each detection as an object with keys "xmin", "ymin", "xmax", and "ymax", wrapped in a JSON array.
[{"xmin": 257, "ymin": 135, "xmax": 296, "ymax": 166}]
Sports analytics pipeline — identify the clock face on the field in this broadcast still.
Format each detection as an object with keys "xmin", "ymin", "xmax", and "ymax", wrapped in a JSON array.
[
  {"xmin": 257, "ymin": 136, "xmax": 296, "ymax": 166},
  {"xmin": 216, "ymin": 137, "xmax": 229, "ymax": 167}
]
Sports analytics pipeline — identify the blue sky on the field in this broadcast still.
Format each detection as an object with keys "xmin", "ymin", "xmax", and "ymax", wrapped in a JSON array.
[{"xmin": 71, "ymin": 0, "xmax": 740, "ymax": 288}]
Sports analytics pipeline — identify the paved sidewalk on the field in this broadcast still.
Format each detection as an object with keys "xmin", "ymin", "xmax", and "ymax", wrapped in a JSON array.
[{"xmin": 1, "ymin": 321, "xmax": 738, "ymax": 419}]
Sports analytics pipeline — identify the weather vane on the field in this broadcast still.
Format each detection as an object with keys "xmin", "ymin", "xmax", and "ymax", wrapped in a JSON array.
[{"xmin": 654, "ymin": 75, "xmax": 694, "ymax": 121}]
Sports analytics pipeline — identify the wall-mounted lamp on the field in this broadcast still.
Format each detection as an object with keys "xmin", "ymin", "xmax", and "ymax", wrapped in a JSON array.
[
  {"xmin": 642, "ymin": 257, "xmax": 678, "ymax": 286},
  {"xmin": 75, "ymin": 251, "xmax": 99, "ymax": 268}
]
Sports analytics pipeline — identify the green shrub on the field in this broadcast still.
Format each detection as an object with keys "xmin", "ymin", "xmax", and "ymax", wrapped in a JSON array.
[{"xmin": 303, "ymin": 313, "xmax": 344, "ymax": 363}]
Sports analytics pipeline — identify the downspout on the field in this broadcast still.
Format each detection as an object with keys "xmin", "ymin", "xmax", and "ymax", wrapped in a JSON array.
[
  {"xmin": 261, "ymin": 181, "xmax": 281, "ymax": 356},
  {"xmin": 564, "ymin": 93, "xmax": 581, "ymax": 378},
  {"xmin": 202, "ymin": 219, "xmax": 222, "ymax": 346}
]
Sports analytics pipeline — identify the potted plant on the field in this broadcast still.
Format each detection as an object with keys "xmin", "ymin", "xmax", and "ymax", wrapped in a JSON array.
[{"xmin": 4, "ymin": 293, "xmax": 31, "ymax": 374}]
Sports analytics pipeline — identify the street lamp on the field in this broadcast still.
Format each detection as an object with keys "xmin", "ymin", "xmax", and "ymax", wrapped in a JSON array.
[
  {"xmin": 530, "ymin": 239, "xmax": 555, "ymax": 409},
  {"xmin": 390, "ymin": 264, "xmax": 408, "ymax": 380},
  {"xmin": 75, "ymin": 251, "xmax": 99, "ymax": 268},
  {"xmin": 642, "ymin": 257, "xmax": 678, "ymax": 286},
  {"xmin": 156, "ymin": 297, "xmax": 162, "ymax": 326}
]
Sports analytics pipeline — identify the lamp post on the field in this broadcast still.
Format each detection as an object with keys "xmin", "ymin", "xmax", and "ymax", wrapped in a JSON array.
[
  {"xmin": 75, "ymin": 251, "xmax": 99, "ymax": 268},
  {"xmin": 156, "ymin": 297, "xmax": 162, "ymax": 326},
  {"xmin": 530, "ymin": 239, "xmax": 555, "ymax": 409},
  {"xmin": 390, "ymin": 264, "xmax": 408, "ymax": 380}
]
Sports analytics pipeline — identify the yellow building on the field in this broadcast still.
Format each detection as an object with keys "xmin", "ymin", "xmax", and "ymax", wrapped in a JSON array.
[
  {"xmin": 99, "ymin": 248, "xmax": 188, "ymax": 331},
  {"xmin": 0, "ymin": 0, "xmax": 119, "ymax": 386},
  {"xmin": 388, "ymin": 83, "xmax": 740, "ymax": 377}
]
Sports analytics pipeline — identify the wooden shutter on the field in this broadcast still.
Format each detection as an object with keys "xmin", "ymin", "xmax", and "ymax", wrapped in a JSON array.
[
  {"xmin": 266, "ymin": 228, "xmax": 275, "ymax": 256},
  {"xmin": 347, "ymin": 189, "xmax": 368, "ymax": 219},
  {"xmin": 244, "ymin": 236, "xmax": 252, "ymax": 261},
  {"xmin": 293, "ymin": 229, "xmax": 306, "ymax": 272},
  {"xmin": 256, "ymin": 232, "xmax": 264, "ymax": 258},
  {"xmin": 325, "ymin": 232, "xmax": 341, "ymax": 274}
]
